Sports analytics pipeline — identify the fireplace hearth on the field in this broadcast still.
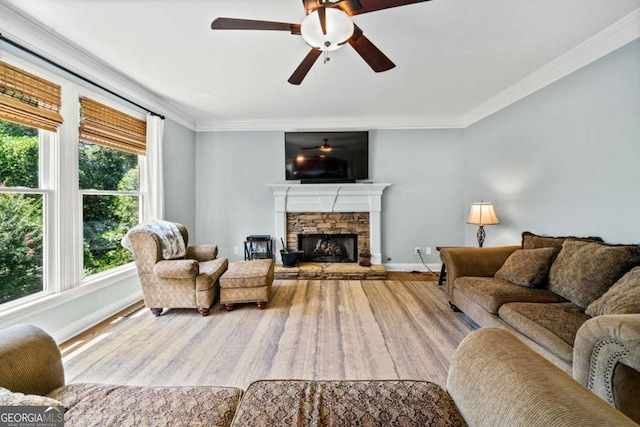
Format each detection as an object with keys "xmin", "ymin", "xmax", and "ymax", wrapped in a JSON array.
[{"xmin": 298, "ymin": 234, "xmax": 357, "ymax": 263}]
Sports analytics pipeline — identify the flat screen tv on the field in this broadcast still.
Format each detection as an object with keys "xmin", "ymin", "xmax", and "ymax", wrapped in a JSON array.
[{"xmin": 285, "ymin": 131, "xmax": 368, "ymax": 183}]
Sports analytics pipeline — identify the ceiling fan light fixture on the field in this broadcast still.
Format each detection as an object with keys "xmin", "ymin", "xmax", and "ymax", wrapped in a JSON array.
[{"xmin": 301, "ymin": 8, "xmax": 354, "ymax": 51}]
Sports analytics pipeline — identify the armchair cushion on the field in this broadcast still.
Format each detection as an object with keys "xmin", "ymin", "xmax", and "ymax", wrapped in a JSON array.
[
  {"xmin": 494, "ymin": 247, "xmax": 559, "ymax": 288},
  {"xmin": 187, "ymin": 245, "xmax": 219, "ymax": 262},
  {"xmin": 586, "ymin": 266, "xmax": 640, "ymax": 316},
  {"xmin": 153, "ymin": 259, "xmax": 198, "ymax": 279}
]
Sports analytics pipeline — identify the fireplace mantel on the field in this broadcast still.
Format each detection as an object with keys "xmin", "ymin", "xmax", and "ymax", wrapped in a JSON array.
[{"xmin": 267, "ymin": 183, "xmax": 390, "ymax": 265}]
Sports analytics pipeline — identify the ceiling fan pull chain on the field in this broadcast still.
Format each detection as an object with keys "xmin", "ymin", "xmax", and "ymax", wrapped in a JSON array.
[{"xmin": 324, "ymin": 41, "xmax": 331, "ymax": 64}]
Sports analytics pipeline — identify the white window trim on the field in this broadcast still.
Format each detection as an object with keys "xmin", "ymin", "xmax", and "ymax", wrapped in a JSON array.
[{"xmin": 0, "ymin": 52, "xmax": 150, "ymax": 317}]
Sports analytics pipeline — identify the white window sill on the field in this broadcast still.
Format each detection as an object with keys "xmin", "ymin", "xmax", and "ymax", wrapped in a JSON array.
[{"xmin": 0, "ymin": 263, "xmax": 138, "ymax": 327}]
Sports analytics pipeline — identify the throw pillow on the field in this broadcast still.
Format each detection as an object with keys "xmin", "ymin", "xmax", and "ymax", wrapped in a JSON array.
[
  {"xmin": 494, "ymin": 247, "xmax": 559, "ymax": 288},
  {"xmin": 586, "ymin": 266, "xmax": 640, "ymax": 316},
  {"xmin": 521, "ymin": 231, "xmax": 603, "ymax": 250},
  {"xmin": 0, "ymin": 387, "xmax": 64, "ymax": 407},
  {"xmin": 548, "ymin": 240, "xmax": 640, "ymax": 309}
]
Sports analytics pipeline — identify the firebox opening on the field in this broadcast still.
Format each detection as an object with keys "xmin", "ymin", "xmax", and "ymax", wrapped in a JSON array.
[{"xmin": 298, "ymin": 233, "xmax": 358, "ymax": 263}]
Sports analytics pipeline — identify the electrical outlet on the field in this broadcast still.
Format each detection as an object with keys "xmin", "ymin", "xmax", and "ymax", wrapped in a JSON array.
[
  {"xmin": 233, "ymin": 247, "xmax": 239, "ymax": 255},
  {"xmin": 425, "ymin": 247, "xmax": 432, "ymax": 255},
  {"xmin": 414, "ymin": 247, "xmax": 421, "ymax": 255}
]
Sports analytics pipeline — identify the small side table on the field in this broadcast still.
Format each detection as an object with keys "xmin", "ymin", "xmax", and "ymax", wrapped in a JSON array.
[
  {"xmin": 436, "ymin": 246, "xmax": 459, "ymax": 287},
  {"xmin": 244, "ymin": 237, "xmax": 273, "ymax": 261}
]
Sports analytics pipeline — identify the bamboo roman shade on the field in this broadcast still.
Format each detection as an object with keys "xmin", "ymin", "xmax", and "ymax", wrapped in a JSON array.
[
  {"xmin": 80, "ymin": 97, "xmax": 146, "ymax": 156},
  {"xmin": 0, "ymin": 61, "xmax": 64, "ymax": 132}
]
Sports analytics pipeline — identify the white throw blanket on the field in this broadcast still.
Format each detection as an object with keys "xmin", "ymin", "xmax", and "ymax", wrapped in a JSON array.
[{"xmin": 121, "ymin": 220, "xmax": 186, "ymax": 259}]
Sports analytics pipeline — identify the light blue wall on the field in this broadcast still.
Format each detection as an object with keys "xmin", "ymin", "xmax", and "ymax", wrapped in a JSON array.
[
  {"xmin": 194, "ymin": 129, "xmax": 465, "ymax": 265},
  {"xmin": 463, "ymin": 39, "xmax": 640, "ymax": 246},
  {"xmin": 371, "ymin": 129, "xmax": 465, "ymax": 263},
  {"xmin": 163, "ymin": 119, "xmax": 197, "ymax": 237},
  {"xmin": 191, "ymin": 40, "xmax": 640, "ymax": 262},
  {"xmin": 195, "ymin": 131, "xmax": 283, "ymax": 259}
]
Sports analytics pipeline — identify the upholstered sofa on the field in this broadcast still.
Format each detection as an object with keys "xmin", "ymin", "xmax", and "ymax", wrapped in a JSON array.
[
  {"xmin": 439, "ymin": 232, "xmax": 640, "ymax": 423},
  {"xmin": 0, "ymin": 324, "xmax": 637, "ymax": 426}
]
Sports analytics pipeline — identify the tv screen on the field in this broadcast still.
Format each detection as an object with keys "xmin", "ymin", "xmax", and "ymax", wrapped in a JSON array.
[{"xmin": 285, "ymin": 131, "xmax": 369, "ymax": 183}]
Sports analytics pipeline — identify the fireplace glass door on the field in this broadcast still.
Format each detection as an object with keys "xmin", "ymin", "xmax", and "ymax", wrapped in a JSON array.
[{"xmin": 298, "ymin": 234, "xmax": 357, "ymax": 263}]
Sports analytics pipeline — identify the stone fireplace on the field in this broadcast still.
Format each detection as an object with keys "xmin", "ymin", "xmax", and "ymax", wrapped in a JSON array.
[
  {"xmin": 287, "ymin": 211, "xmax": 369, "ymax": 262},
  {"xmin": 268, "ymin": 183, "xmax": 390, "ymax": 264}
]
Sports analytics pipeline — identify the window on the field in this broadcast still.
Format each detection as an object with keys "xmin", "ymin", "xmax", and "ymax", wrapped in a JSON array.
[
  {"xmin": 0, "ymin": 119, "xmax": 46, "ymax": 304},
  {"xmin": 79, "ymin": 97, "xmax": 146, "ymax": 277},
  {"xmin": 79, "ymin": 142, "xmax": 140, "ymax": 276},
  {"xmin": 0, "ymin": 56, "xmax": 150, "ymax": 311}
]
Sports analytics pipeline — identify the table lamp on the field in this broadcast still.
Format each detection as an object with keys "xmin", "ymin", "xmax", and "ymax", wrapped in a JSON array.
[{"xmin": 466, "ymin": 202, "xmax": 499, "ymax": 247}]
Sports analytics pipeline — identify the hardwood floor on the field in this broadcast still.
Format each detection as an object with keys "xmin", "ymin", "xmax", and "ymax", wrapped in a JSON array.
[
  {"xmin": 60, "ymin": 278, "xmax": 471, "ymax": 391},
  {"xmin": 59, "ymin": 272, "xmax": 439, "ymax": 353}
]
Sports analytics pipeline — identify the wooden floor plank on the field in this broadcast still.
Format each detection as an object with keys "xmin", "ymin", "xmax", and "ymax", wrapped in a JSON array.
[{"xmin": 61, "ymin": 279, "xmax": 473, "ymax": 390}]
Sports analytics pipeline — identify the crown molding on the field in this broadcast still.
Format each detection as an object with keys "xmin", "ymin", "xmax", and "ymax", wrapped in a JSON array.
[
  {"xmin": 463, "ymin": 9, "xmax": 640, "ymax": 127},
  {"xmin": 195, "ymin": 115, "xmax": 465, "ymax": 132},
  {"xmin": 1, "ymin": 3, "xmax": 637, "ymax": 133},
  {"xmin": 0, "ymin": 3, "xmax": 197, "ymax": 130}
]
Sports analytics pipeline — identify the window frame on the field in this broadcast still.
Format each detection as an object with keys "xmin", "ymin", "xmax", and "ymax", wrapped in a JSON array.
[
  {"xmin": 0, "ymin": 52, "xmax": 148, "ymax": 316},
  {"xmin": 77, "ymin": 90, "xmax": 147, "ymax": 280}
]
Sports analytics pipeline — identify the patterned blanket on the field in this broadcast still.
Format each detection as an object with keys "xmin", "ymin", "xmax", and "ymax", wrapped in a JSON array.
[{"xmin": 121, "ymin": 220, "xmax": 186, "ymax": 259}]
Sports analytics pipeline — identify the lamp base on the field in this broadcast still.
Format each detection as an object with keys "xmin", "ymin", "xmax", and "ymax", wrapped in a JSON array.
[{"xmin": 476, "ymin": 225, "xmax": 486, "ymax": 248}]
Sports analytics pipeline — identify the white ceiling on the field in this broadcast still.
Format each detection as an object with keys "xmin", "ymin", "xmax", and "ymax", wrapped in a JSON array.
[{"xmin": 3, "ymin": 0, "xmax": 640, "ymax": 130}]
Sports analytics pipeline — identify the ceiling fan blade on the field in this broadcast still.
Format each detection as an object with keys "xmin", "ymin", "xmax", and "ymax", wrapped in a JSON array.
[
  {"xmin": 335, "ymin": 0, "xmax": 431, "ymax": 16},
  {"xmin": 212, "ymin": 18, "xmax": 301, "ymax": 35},
  {"xmin": 348, "ymin": 27, "xmax": 395, "ymax": 72},
  {"xmin": 288, "ymin": 48, "xmax": 322, "ymax": 85},
  {"xmin": 318, "ymin": 6, "xmax": 327, "ymax": 35},
  {"xmin": 301, "ymin": 0, "xmax": 317, "ymax": 14}
]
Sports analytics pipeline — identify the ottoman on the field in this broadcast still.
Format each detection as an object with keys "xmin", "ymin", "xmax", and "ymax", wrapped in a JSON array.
[
  {"xmin": 230, "ymin": 380, "xmax": 466, "ymax": 426},
  {"xmin": 220, "ymin": 259, "xmax": 274, "ymax": 311}
]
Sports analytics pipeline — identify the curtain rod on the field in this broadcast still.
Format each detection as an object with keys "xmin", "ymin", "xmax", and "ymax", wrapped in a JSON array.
[{"xmin": 0, "ymin": 33, "xmax": 165, "ymax": 120}]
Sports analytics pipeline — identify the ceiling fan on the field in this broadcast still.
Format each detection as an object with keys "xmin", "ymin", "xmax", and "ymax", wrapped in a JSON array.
[
  {"xmin": 300, "ymin": 138, "xmax": 345, "ymax": 152},
  {"xmin": 211, "ymin": 0, "xmax": 432, "ymax": 85}
]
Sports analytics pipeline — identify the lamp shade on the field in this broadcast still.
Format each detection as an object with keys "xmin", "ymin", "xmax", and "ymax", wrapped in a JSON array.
[{"xmin": 466, "ymin": 202, "xmax": 499, "ymax": 226}]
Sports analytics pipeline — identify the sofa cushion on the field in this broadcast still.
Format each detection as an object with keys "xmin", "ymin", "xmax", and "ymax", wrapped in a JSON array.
[
  {"xmin": 0, "ymin": 386, "xmax": 64, "ymax": 407},
  {"xmin": 521, "ymin": 231, "xmax": 602, "ymax": 250},
  {"xmin": 498, "ymin": 302, "xmax": 590, "ymax": 363},
  {"xmin": 548, "ymin": 240, "xmax": 640, "ymax": 309},
  {"xmin": 48, "ymin": 383, "xmax": 243, "ymax": 427},
  {"xmin": 454, "ymin": 277, "xmax": 566, "ymax": 314},
  {"xmin": 586, "ymin": 266, "xmax": 640, "ymax": 316},
  {"xmin": 494, "ymin": 247, "xmax": 559, "ymax": 288},
  {"xmin": 231, "ymin": 380, "xmax": 467, "ymax": 427}
]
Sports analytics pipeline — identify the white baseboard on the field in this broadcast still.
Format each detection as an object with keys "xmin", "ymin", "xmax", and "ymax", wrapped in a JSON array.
[
  {"xmin": 384, "ymin": 262, "xmax": 442, "ymax": 273},
  {"xmin": 51, "ymin": 290, "xmax": 142, "ymax": 343}
]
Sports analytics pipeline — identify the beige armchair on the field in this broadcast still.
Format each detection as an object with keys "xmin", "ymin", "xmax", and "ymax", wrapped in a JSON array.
[{"xmin": 128, "ymin": 222, "xmax": 228, "ymax": 316}]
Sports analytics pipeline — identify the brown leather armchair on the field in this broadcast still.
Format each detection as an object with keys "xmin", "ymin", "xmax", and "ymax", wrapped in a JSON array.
[{"xmin": 128, "ymin": 222, "xmax": 228, "ymax": 316}]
